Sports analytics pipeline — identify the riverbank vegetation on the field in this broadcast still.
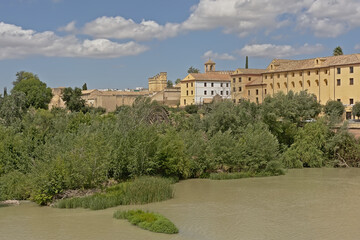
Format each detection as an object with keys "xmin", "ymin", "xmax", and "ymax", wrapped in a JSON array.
[
  {"xmin": 113, "ymin": 209, "xmax": 179, "ymax": 234},
  {"xmin": 54, "ymin": 176, "xmax": 173, "ymax": 210},
  {"xmin": 1, "ymin": 72, "xmax": 360, "ymax": 205}
]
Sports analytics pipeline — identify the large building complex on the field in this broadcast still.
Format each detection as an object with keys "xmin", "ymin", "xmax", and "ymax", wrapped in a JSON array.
[{"xmin": 239, "ymin": 53, "xmax": 360, "ymax": 119}]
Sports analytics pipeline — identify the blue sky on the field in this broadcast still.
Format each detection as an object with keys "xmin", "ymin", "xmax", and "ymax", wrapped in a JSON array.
[{"xmin": 1, "ymin": 0, "xmax": 360, "ymax": 91}]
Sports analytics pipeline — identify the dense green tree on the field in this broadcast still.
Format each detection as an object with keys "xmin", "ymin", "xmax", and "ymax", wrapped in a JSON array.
[
  {"xmin": 11, "ymin": 72, "xmax": 53, "ymax": 109},
  {"xmin": 333, "ymin": 46, "xmax": 343, "ymax": 56},
  {"xmin": 187, "ymin": 66, "xmax": 200, "ymax": 73},
  {"xmin": 281, "ymin": 120, "xmax": 331, "ymax": 168},
  {"xmin": 352, "ymin": 102, "xmax": 360, "ymax": 119},
  {"xmin": 61, "ymin": 87, "xmax": 85, "ymax": 112},
  {"xmin": 3, "ymin": 87, "xmax": 7, "ymax": 97},
  {"xmin": 82, "ymin": 83, "xmax": 88, "ymax": 90},
  {"xmin": 324, "ymin": 100, "xmax": 344, "ymax": 117},
  {"xmin": 167, "ymin": 80, "xmax": 173, "ymax": 88},
  {"xmin": 175, "ymin": 78, "xmax": 181, "ymax": 85},
  {"xmin": 0, "ymin": 91, "xmax": 27, "ymax": 126},
  {"xmin": 245, "ymin": 56, "xmax": 249, "ymax": 69}
]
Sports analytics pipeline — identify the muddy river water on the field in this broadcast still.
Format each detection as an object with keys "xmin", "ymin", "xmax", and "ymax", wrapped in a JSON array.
[{"xmin": 1, "ymin": 168, "xmax": 360, "ymax": 240}]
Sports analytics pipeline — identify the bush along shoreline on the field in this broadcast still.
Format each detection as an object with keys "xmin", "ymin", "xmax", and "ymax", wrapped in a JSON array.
[
  {"xmin": 2, "ymin": 90, "xmax": 360, "ymax": 205},
  {"xmin": 113, "ymin": 209, "xmax": 179, "ymax": 234},
  {"xmin": 54, "ymin": 176, "xmax": 174, "ymax": 210}
]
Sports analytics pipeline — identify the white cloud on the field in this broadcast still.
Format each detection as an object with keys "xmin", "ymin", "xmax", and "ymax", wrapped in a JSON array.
[
  {"xmin": 82, "ymin": 16, "xmax": 180, "ymax": 41},
  {"xmin": 239, "ymin": 43, "xmax": 324, "ymax": 58},
  {"xmin": 58, "ymin": 21, "xmax": 77, "ymax": 33},
  {"xmin": 298, "ymin": 0, "xmax": 360, "ymax": 37},
  {"xmin": 0, "ymin": 22, "xmax": 148, "ymax": 60},
  {"xmin": 73, "ymin": 0, "xmax": 360, "ymax": 40},
  {"xmin": 202, "ymin": 50, "xmax": 236, "ymax": 60}
]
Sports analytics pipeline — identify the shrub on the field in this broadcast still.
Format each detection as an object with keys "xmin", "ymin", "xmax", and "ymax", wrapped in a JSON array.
[{"xmin": 113, "ymin": 209, "xmax": 179, "ymax": 234}]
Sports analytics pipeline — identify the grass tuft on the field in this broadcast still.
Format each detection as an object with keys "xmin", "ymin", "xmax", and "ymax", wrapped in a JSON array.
[
  {"xmin": 113, "ymin": 209, "xmax": 179, "ymax": 234},
  {"xmin": 54, "ymin": 176, "xmax": 173, "ymax": 210},
  {"xmin": 209, "ymin": 171, "xmax": 280, "ymax": 180}
]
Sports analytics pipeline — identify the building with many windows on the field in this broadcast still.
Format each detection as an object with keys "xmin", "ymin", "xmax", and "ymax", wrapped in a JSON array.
[
  {"xmin": 230, "ymin": 53, "xmax": 360, "ymax": 119},
  {"xmin": 180, "ymin": 60, "xmax": 232, "ymax": 106}
]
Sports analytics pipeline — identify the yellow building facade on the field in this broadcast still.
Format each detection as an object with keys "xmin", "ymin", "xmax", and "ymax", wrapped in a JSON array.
[
  {"xmin": 231, "ymin": 53, "xmax": 360, "ymax": 119},
  {"xmin": 148, "ymin": 72, "xmax": 167, "ymax": 93}
]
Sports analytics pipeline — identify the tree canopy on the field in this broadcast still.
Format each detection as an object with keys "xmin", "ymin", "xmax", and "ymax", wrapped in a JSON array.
[
  {"xmin": 333, "ymin": 46, "xmax": 343, "ymax": 56},
  {"xmin": 11, "ymin": 72, "xmax": 53, "ymax": 109},
  {"xmin": 61, "ymin": 87, "xmax": 85, "ymax": 112},
  {"xmin": 188, "ymin": 66, "xmax": 200, "ymax": 73},
  {"xmin": 352, "ymin": 102, "xmax": 360, "ymax": 119}
]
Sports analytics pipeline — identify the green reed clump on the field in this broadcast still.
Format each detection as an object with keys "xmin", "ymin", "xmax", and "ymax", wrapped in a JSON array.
[
  {"xmin": 54, "ymin": 176, "xmax": 174, "ymax": 210},
  {"xmin": 113, "ymin": 209, "xmax": 179, "ymax": 234},
  {"xmin": 209, "ymin": 171, "xmax": 276, "ymax": 180}
]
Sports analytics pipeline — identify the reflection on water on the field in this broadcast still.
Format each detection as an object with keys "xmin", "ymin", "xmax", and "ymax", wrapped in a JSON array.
[{"xmin": 1, "ymin": 168, "xmax": 360, "ymax": 240}]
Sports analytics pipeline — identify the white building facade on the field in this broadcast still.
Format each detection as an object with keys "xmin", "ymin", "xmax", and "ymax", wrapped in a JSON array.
[{"xmin": 194, "ymin": 80, "xmax": 231, "ymax": 105}]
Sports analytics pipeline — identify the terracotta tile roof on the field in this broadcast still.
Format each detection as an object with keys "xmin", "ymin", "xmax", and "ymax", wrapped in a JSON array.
[
  {"xmin": 182, "ymin": 72, "xmax": 231, "ymax": 82},
  {"xmin": 232, "ymin": 68, "xmax": 265, "ymax": 75},
  {"xmin": 245, "ymin": 76, "xmax": 265, "ymax": 86},
  {"xmin": 84, "ymin": 89, "xmax": 149, "ymax": 96},
  {"xmin": 266, "ymin": 53, "xmax": 360, "ymax": 72}
]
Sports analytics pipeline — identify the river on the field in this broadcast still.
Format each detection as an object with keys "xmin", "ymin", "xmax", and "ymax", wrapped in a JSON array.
[{"xmin": 1, "ymin": 168, "xmax": 360, "ymax": 240}]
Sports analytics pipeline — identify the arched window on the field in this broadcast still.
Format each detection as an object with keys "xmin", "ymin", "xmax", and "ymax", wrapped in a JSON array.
[
  {"xmin": 291, "ymin": 81, "xmax": 295, "ymax": 88},
  {"xmin": 324, "ymin": 79, "xmax": 328, "ymax": 86},
  {"xmin": 277, "ymin": 83, "xmax": 280, "ymax": 88},
  {"xmin": 299, "ymin": 81, "xmax": 303, "ymax": 87},
  {"xmin": 270, "ymin": 83, "xmax": 273, "ymax": 89},
  {"xmin": 284, "ymin": 82, "xmax": 287, "ymax": 88},
  {"xmin": 315, "ymin": 80, "xmax": 319, "ymax": 87},
  {"xmin": 307, "ymin": 80, "xmax": 311, "ymax": 87}
]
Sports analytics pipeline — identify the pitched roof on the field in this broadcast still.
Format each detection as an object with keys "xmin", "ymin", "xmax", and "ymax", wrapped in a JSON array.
[
  {"xmin": 266, "ymin": 53, "xmax": 360, "ymax": 72},
  {"xmin": 182, "ymin": 72, "xmax": 231, "ymax": 82},
  {"xmin": 245, "ymin": 76, "xmax": 265, "ymax": 87},
  {"xmin": 232, "ymin": 68, "xmax": 265, "ymax": 75}
]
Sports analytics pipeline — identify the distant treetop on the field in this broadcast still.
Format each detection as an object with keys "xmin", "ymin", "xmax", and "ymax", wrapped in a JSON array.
[{"xmin": 333, "ymin": 46, "xmax": 343, "ymax": 56}]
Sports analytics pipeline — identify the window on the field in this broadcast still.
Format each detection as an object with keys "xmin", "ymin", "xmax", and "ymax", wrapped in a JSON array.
[
  {"xmin": 220, "ymin": 91, "xmax": 223, "ymax": 95},
  {"xmin": 249, "ymin": 77, "xmax": 251, "ymax": 81},
  {"xmin": 248, "ymin": 90, "xmax": 251, "ymax": 96},
  {"xmin": 337, "ymin": 68, "xmax": 341, "ymax": 74},
  {"xmin": 337, "ymin": 99, "xmax": 341, "ymax": 102},
  {"xmin": 204, "ymin": 82, "xmax": 207, "ymax": 87},
  {"xmin": 226, "ymin": 83, "xmax": 229, "ymax": 87},
  {"xmin": 277, "ymin": 74, "xmax": 280, "ymax": 78},
  {"xmin": 350, "ymin": 66, "xmax": 354, "ymax": 73},
  {"xmin": 238, "ymin": 99, "xmax": 241, "ymax": 103},
  {"xmin": 350, "ymin": 98, "xmax": 354, "ymax": 105},
  {"xmin": 204, "ymin": 90, "xmax": 207, "ymax": 95},
  {"xmin": 265, "ymin": 89, "xmax": 267, "ymax": 95},
  {"xmin": 299, "ymin": 81, "xmax": 303, "ymax": 87},
  {"xmin": 256, "ymin": 97, "xmax": 259, "ymax": 103},
  {"xmin": 307, "ymin": 80, "xmax": 311, "ymax": 87},
  {"xmin": 337, "ymin": 79, "xmax": 341, "ymax": 86},
  {"xmin": 277, "ymin": 83, "xmax": 280, "ymax": 88},
  {"xmin": 299, "ymin": 72, "xmax": 303, "ymax": 76},
  {"xmin": 350, "ymin": 78, "xmax": 354, "ymax": 85},
  {"xmin": 233, "ymin": 78, "xmax": 236, "ymax": 83},
  {"xmin": 239, "ymin": 77, "xmax": 242, "ymax": 82},
  {"xmin": 220, "ymin": 83, "xmax": 223, "ymax": 87},
  {"xmin": 291, "ymin": 81, "xmax": 295, "ymax": 88},
  {"xmin": 191, "ymin": 82, "xmax": 193, "ymax": 87},
  {"xmin": 307, "ymin": 71, "xmax": 310, "ymax": 76},
  {"xmin": 186, "ymin": 90, "xmax": 188, "ymax": 96},
  {"xmin": 186, "ymin": 83, "xmax": 188, "ymax": 88},
  {"xmin": 285, "ymin": 73, "xmax": 288, "ymax": 78},
  {"xmin": 324, "ymin": 79, "xmax": 328, "ymax": 86},
  {"xmin": 233, "ymin": 87, "xmax": 236, "ymax": 92},
  {"xmin": 191, "ymin": 90, "xmax": 193, "ymax": 95},
  {"xmin": 325, "ymin": 69, "xmax": 328, "ymax": 74},
  {"xmin": 211, "ymin": 90, "xmax": 214, "ymax": 95},
  {"xmin": 184, "ymin": 99, "xmax": 186, "ymax": 105},
  {"xmin": 239, "ymin": 87, "xmax": 242, "ymax": 92},
  {"xmin": 226, "ymin": 91, "xmax": 229, "ymax": 95},
  {"xmin": 292, "ymin": 72, "xmax": 295, "ymax": 77},
  {"xmin": 256, "ymin": 89, "xmax": 259, "ymax": 95},
  {"xmin": 233, "ymin": 99, "xmax": 236, "ymax": 103},
  {"xmin": 316, "ymin": 70, "xmax": 319, "ymax": 75},
  {"xmin": 265, "ymin": 75, "xmax": 268, "ymax": 79},
  {"xmin": 211, "ymin": 83, "xmax": 214, "ymax": 87}
]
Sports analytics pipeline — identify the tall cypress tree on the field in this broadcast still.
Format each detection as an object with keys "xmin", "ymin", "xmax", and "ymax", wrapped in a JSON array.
[{"xmin": 245, "ymin": 56, "xmax": 249, "ymax": 69}]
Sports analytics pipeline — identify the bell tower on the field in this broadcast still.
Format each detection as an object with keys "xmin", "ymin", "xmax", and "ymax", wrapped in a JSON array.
[{"xmin": 204, "ymin": 59, "xmax": 216, "ymax": 73}]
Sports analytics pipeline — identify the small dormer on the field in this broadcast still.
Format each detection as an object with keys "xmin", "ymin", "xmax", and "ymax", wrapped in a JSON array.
[
  {"xmin": 205, "ymin": 59, "xmax": 216, "ymax": 72},
  {"xmin": 315, "ymin": 57, "xmax": 326, "ymax": 66}
]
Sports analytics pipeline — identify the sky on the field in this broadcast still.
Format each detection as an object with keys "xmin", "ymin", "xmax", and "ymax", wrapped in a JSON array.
[{"xmin": 1, "ymin": 0, "xmax": 360, "ymax": 91}]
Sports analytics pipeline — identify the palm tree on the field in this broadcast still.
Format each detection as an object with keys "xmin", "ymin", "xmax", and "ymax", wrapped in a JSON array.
[{"xmin": 333, "ymin": 46, "xmax": 343, "ymax": 56}]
